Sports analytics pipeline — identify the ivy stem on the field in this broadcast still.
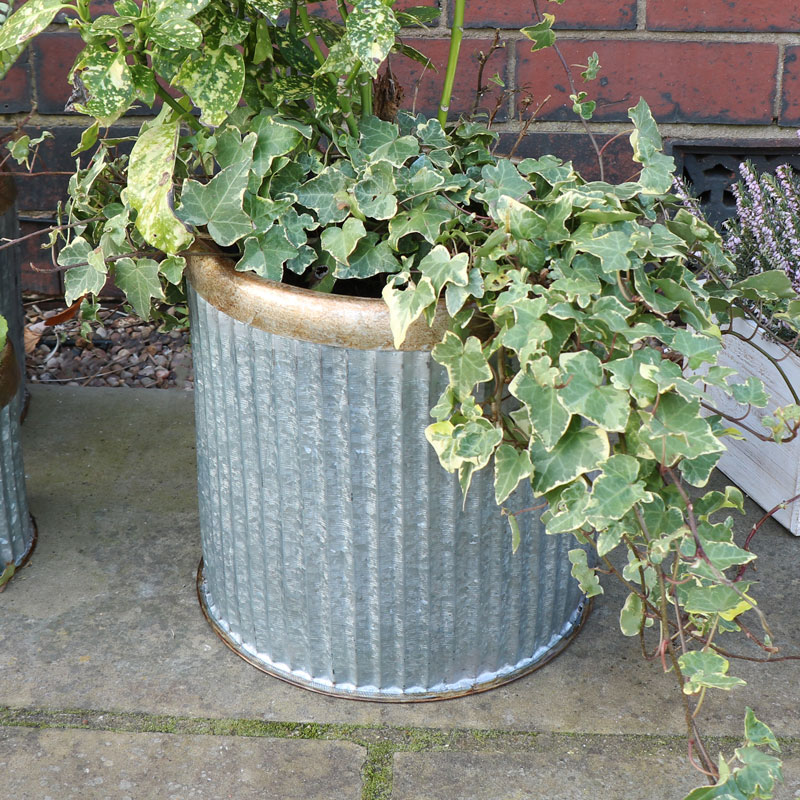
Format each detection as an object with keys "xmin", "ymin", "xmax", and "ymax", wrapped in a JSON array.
[{"xmin": 437, "ymin": 0, "xmax": 465, "ymax": 127}]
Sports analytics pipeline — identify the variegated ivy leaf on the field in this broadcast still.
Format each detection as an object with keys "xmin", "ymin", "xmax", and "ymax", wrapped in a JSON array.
[
  {"xmin": 321, "ymin": 217, "xmax": 366, "ymax": 265},
  {"xmin": 160, "ymin": 255, "xmax": 186, "ymax": 285},
  {"xmin": 530, "ymin": 420, "xmax": 610, "ymax": 495},
  {"xmin": 477, "ymin": 159, "xmax": 533, "ymax": 209},
  {"xmin": 637, "ymin": 394, "xmax": 725, "ymax": 466},
  {"xmin": 425, "ymin": 418, "xmax": 503, "ymax": 476},
  {"xmin": 557, "ymin": 350, "xmax": 630, "ymax": 432},
  {"xmin": 149, "ymin": 17, "xmax": 203, "ymax": 51},
  {"xmin": 335, "ymin": 235, "xmax": 400, "ymax": 280},
  {"xmin": 295, "ymin": 167, "xmax": 351, "ymax": 226},
  {"xmin": 729, "ymin": 376, "xmax": 769, "ymax": 408},
  {"xmin": 494, "ymin": 444, "xmax": 533, "ymax": 505},
  {"xmin": 175, "ymin": 45, "xmax": 245, "ymax": 127},
  {"xmin": 508, "ymin": 370, "xmax": 571, "ymax": 451},
  {"xmin": 353, "ymin": 161, "xmax": 397, "ymax": 220},
  {"xmin": 432, "ymin": 332, "xmax": 492, "ymax": 401},
  {"xmin": 678, "ymin": 651, "xmax": 745, "ymax": 694},
  {"xmin": 59, "ymin": 238, "xmax": 108, "ymax": 307},
  {"xmin": 236, "ymin": 226, "xmax": 300, "ymax": 280},
  {"xmin": 445, "ymin": 267, "xmax": 484, "ymax": 317},
  {"xmin": 628, "ymin": 98, "xmax": 675, "ymax": 195},
  {"xmin": 344, "ymin": 0, "xmax": 399, "ymax": 78},
  {"xmin": 568, "ymin": 549, "xmax": 603, "ymax": 598},
  {"xmin": 126, "ymin": 119, "xmax": 194, "ymax": 254},
  {"xmin": 251, "ymin": 113, "xmax": 308, "ymax": 176},
  {"xmin": 619, "ymin": 593, "xmax": 644, "ymax": 637},
  {"xmin": 370, "ymin": 135, "xmax": 420, "ymax": 168},
  {"xmin": 542, "ymin": 481, "xmax": 590, "ymax": 535},
  {"xmin": 388, "ymin": 200, "xmax": 451, "ymax": 248},
  {"xmin": 382, "ymin": 273, "xmax": 437, "ymax": 349},
  {"xmin": 359, "ymin": 116, "xmax": 399, "ymax": 153},
  {"xmin": 73, "ymin": 50, "xmax": 136, "ymax": 127},
  {"xmin": 114, "ymin": 258, "xmax": 164, "ymax": 319},
  {"xmin": 178, "ymin": 156, "xmax": 254, "ymax": 246},
  {"xmin": 500, "ymin": 297, "xmax": 553, "ymax": 363},
  {"xmin": 585, "ymin": 454, "xmax": 653, "ymax": 528},
  {"xmin": 0, "ymin": 0, "xmax": 64, "ymax": 78},
  {"xmin": 574, "ymin": 227, "xmax": 633, "ymax": 273},
  {"xmin": 416, "ymin": 245, "xmax": 469, "ymax": 296}
]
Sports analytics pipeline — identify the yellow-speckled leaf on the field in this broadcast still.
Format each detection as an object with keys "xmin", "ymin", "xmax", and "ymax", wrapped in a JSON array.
[
  {"xmin": 175, "ymin": 45, "xmax": 244, "ymax": 127},
  {"xmin": 344, "ymin": 0, "xmax": 399, "ymax": 78},
  {"xmin": 126, "ymin": 120, "xmax": 194, "ymax": 254},
  {"xmin": 0, "ymin": 0, "xmax": 64, "ymax": 74},
  {"xmin": 73, "ymin": 49, "xmax": 136, "ymax": 127}
]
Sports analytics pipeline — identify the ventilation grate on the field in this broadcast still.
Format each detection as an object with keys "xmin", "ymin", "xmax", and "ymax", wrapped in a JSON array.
[{"xmin": 672, "ymin": 143, "xmax": 800, "ymax": 228}]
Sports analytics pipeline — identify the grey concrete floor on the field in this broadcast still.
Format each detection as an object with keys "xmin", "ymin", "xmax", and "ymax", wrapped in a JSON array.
[{"xmin": 1, "ymin": 384, "xmax": 799, "ymax": 799}]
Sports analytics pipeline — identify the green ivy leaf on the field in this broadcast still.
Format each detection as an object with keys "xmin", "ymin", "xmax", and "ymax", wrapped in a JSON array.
[
  {"xmin": 494, "ymin": 444, "xmax": 533, "ymax": 505},
  {"xmin": 520, "ymin": 13, "xmax": 556, "ymax": 52},
  {"xmin": 295, "ymin": 167, "xmax": 351, "ymax": 226},
  {"xmin": 321, "ymin": 217, "xmax": 367, "ymax": 265},
  {"xmin": 729, "ymin": 377, "xmax": 769, "ymax": 408},
  {"xmin": 251, "ymin": 113, "xmax": 308, "ymax": 175},
  {"xmin": 114, "ymin": 258, "xmax": 164, "ymax": 318},
  {"xmin": 60, "ymin": 238, "xmax": 108, "ymax": 306},
  {"xmin": 178, "ymin": 156, "xmax": 253, "ymax": 246},
  {"xmin": 353, "ymin": 161, "xmax": 397, "ymax": 219},
  {"xmin": 334, "ymin": 234, "xmax": 400, "ymax": 280},
  {"xmin": 744, "ymin": 708, "xmax": 780, "ymax": 751},
  {"xmin": 126, "ymin": 119, "xmax": 194, "ymax": 254},
  {"xmin": 388, "ymin": 201, "xmax": 451, "ymax": 248},
  {"xmin": 733, "ymin": 747, "xmax": 783, "ymax": 798}
]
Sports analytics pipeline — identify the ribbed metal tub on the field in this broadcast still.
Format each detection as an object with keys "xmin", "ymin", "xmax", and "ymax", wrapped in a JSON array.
[
  {"xmin": 0, "ymin": 341, "xmax": 35, "ymax": 587},
  {"xmin": 0, "ymin": 175, "xmax": 24, "ymax": 420},
  {"xmin": 187, "ymin": 254, "xmax": 590, "ymax": 700}
]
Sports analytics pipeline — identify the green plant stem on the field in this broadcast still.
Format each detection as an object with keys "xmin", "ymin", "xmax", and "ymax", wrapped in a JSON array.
[
  {"xmin": 359, "ymin": 76, "xmax": 373, "ymax": 118},
  {"xmin": 154, "ymin": 84, "xmax": 203, "ymax": 134},
  {"xmin": 437, "ymin": 0, "xmax": 465, "ymax": 127},
  {"xmin": 337, "ymin": 0, "xmax": 349, "ymax": 21},
  {"xmin": 297, "ymin": 4, "xmax": 326, "ymax": 66}
]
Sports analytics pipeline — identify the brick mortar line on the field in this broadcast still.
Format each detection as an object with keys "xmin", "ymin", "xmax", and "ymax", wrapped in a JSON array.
[
  {"xmin": 637, "ymin": 0, "xmax": 647, "ymax": 31},
  {"xmin": 775, "ymin": 43, "xmax": 787, "ymax": 123}
]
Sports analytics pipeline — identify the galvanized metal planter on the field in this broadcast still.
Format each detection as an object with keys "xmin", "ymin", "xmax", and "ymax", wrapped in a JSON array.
[
  {"xmin": 0, "ymin": 341, "xmax": 36, "ymax": 589},
  {"xmin": 187, "ymin": 254, "xmax": 590, "ymax": 701},
  {"xmin": 0, "ymin": 174, "xmax": 24, "ymax": 420}
]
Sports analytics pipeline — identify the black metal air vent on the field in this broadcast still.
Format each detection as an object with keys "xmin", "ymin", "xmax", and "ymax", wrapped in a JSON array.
[{"xmin": 671, "ymin": 142, "xmax": 800, "ymax": 228}]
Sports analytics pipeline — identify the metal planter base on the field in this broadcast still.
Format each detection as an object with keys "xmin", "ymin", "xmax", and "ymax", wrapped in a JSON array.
[{"xmin": 187, "ymin": 254, "xmax": 591, "ymax": 701}]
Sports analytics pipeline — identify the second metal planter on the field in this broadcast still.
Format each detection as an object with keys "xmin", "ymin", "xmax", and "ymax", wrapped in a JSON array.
[
  {"xmin": 0, "ymin": 341, "xmax": 35, "ymax": 589},
  {"xmin": 187, "ymin": 253, "xmax": 590, "ymax": 700}
]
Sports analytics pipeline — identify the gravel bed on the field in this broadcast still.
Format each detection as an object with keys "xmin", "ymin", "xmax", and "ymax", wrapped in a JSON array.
[{"xmin": 24, "ymin": 298, "xmax": 194, "ymax": 390}]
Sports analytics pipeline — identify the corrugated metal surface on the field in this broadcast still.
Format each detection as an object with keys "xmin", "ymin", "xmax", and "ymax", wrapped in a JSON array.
[
  {"xmin": 0, "ymin": 180, "xmax": 24, "ymax": 418},
  {"xmin": 0, "ymin": 370, "xmax": 33, "ymax": 572},
  {"xmin": 190, "ymin": 285, "xmax": 588, "ymax": 700},
  {"xmin": 0, "ymin": 180, "xmax": 33, "ymax": 576}
]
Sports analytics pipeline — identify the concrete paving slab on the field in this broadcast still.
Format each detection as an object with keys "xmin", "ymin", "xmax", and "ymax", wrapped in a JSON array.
[
  {"xmin": 3, "ymin": 385, "xmax": 798, "ymax": 741},
  {"xmin": 0, "ymin": 726, "xmax": 365, "ymax": 799},
  {"xmin": 392, "ymin": 738, "xmax": 800, "ymax": 800}
]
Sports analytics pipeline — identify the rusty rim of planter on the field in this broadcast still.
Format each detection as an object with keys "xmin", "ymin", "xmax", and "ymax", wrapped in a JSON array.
[
  {"xmin": 196, "ymin": 558, "xmax": 592, "ymax": 703},
  {"xmin": 0, "ymin": 340, "xmax": 21, "ymax": 410},
  {"xmin": 185, "ymin": 249, "xmax": 451, "ymax": 351},
  {"xmin": 1, "ymin": 516, "xmax": 38, "ymax": 593}
]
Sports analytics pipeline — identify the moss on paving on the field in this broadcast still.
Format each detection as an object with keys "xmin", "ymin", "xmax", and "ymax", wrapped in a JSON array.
[{"xmin": 2, "ymin": 705, "xmax": 797, "ymax": 800}]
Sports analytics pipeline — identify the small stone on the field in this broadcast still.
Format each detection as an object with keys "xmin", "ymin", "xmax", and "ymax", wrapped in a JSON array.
[
  {"xmin": 155, "ymin": 368, "xmax": 171, "ymax": 382},
  {"xmin": 140, "ymin": 377, "xmax": 156, "ymax": 388}
]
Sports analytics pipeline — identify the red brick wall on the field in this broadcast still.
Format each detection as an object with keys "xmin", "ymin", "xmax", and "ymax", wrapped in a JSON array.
[{"xmin": 2, "ymin": 0, "xmax": 798, "ymax": 294}]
